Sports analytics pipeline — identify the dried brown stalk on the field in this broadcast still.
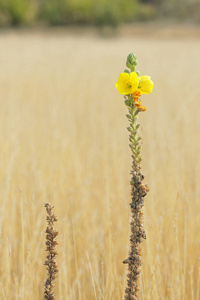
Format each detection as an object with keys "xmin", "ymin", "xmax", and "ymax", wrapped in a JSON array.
[
  {"xmin": 44, "ymin": 203, "xmax": 58, "ymax": 300},
  {"xmin": 123, "ymin": 155, "xmax": 149, "ymax": 300}
]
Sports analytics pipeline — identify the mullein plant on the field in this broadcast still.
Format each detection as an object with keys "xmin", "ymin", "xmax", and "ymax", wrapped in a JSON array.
[{"xmin": 116, "ymin": 53, "xmax": 154, "ymax": 300}]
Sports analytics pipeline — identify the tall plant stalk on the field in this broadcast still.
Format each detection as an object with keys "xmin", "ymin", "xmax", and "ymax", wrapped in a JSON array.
[
  {"xmin": 115, "ymin": 53, "xmax": 154, "ymax": 299},
  {"xmin": 123, "ymin": 102, "xmax": 149, "ymax": 299}
]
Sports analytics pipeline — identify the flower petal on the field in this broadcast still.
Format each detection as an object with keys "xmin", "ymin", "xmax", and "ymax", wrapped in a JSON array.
[
  {"xmin": 118, "ymin": 72, "xmax": 130, "ymax": 82},
  {"xmin": 116, "ymin": 73, "xmax": 130, "ymax": 94},
  {"xmin": 130, "ymin": 72, "xmax": 139, "ymax": 91},
  {"xmin": 139, "ymin": 76, "xmax": 154, "ymax": 94}
]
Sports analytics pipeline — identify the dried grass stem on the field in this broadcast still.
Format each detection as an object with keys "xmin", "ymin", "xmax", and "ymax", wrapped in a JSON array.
[{"xmin": 44, "ymin": 203, "xmax": 58, "ymax": 300}]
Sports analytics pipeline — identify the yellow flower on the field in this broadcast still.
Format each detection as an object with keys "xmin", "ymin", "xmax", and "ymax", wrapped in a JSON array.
[
  {"xmin": 138, "ymin": 76, "xmax": 154, "ymax": 94},
  {"xmin": 116, "ymin": 72, "xmax": 139, "ymax": 95}
]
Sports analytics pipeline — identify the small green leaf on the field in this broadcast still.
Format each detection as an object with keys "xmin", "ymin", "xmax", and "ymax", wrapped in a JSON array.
[
  {"xmin": 126, "ymin": 114, "xmax": 132, "ymax": 120},
  {"xmin": 133, "ymin": 109, "xmax": 139, "ymax": 115},
  {"xmin": 124, "ymin": 100, "xmax": 131, "ymax": 106}
]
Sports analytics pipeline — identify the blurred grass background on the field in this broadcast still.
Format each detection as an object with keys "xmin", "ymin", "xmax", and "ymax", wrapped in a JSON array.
[
  {"xmin": 0, "ymin": 29, "xmax": 200, "ymax": 299},
  {"xmin": 0, "ymin": 0, "xmax": 200, "ymax": 27}
]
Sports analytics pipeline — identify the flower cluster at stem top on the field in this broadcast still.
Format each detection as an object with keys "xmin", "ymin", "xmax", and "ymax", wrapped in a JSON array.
[{"xmin": 115, "ymin": 53, "xmax": 154, "ymax": 112}]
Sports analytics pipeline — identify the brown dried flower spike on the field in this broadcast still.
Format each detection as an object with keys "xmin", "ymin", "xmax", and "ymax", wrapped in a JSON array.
[{"xmin": 44, "ymin": 203, "xmax": 59, "ymax": 300}]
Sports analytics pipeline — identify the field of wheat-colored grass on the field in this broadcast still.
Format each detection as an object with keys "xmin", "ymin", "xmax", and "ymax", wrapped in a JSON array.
[{"xmin": 0, "ymin": 28, "xmax": 200, "ymax": 300}]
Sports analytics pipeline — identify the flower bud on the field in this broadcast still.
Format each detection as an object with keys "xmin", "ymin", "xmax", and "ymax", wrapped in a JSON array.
[
  {"xmin": 134, "ymin": 101, "xmax": 141, "ymax": 108},
  {"xmin": 124, "ymin": 69, "xmax": 130, "ymax": 74},
  {"xmin": 126, "ymin": 53, "xmax": 137, "ymax": 70},
  {"xmin": 138, "ymin": 106, "xmax": 147, "ymax": 112}
]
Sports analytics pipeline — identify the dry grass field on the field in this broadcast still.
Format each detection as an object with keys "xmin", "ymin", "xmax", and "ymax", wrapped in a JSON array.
[{"xmin": 0, "ymin": 26, "xmax": 200, "ymax": 300}]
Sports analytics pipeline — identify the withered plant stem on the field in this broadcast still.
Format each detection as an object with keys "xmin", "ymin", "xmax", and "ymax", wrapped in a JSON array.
[{"xmin": 44, "ymin": 203, "xmax": 58, "ymax": 300}]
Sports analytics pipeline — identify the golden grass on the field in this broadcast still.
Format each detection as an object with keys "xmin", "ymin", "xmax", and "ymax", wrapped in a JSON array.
[{"xmin": 0, "ymin": 28, "xmax": 199, "ymax": 300}]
